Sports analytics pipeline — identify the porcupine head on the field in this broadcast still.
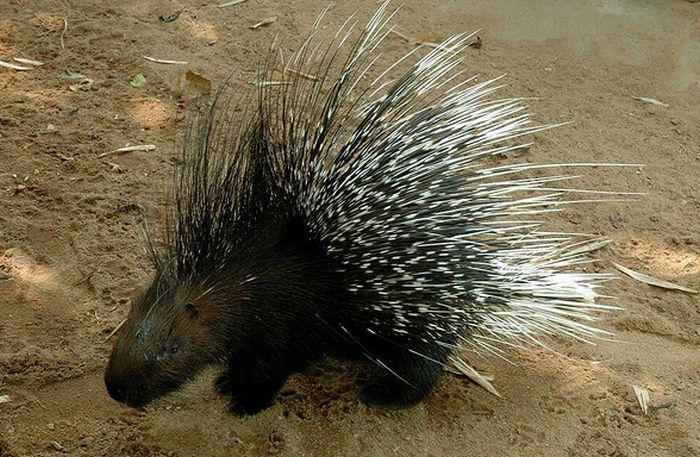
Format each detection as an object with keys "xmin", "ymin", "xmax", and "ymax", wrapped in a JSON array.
[
  {"xmin": 105, "ymin": 1, "xmax": 623, "ymax": 413},
  {"xmin": 105, "ymin": 273, "xmax": 202, "ymax": 407},
  {"xmin": 104, "ymin": 267, "xmax": 221, "ymax": 407}
]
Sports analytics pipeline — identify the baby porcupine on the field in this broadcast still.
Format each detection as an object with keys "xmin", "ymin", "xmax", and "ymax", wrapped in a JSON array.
[{"xmin": 105, "ymin": 2, "xmax": 624, "ymax": 415}]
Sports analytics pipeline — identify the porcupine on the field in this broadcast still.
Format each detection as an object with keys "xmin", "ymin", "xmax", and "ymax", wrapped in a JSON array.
[{"xmin": 105, "ymin": 2, "xmax": 624, "ymax": 415}]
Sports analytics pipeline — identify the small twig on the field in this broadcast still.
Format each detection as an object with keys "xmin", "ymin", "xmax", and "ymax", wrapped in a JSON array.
[
  {"xmin": 249, "ymin": 80, "xmax": 292, "ymax": 88},
  {"xmin": 60, "ymin": 18, "xmax": 68, "ymax": 50},
  {"xmin": 651, "ymin": 401, "xmax": 675, "ymax": 411},
  {"xmin": 14, "ymin": 57, "xmax": 44, "ymax": 66},
  {"xmin": 390, "ymin": 29, "xmax": 412, "ymax": 43},
  {"xmin": 143, "ymin": 56, "xmax": 189, "ymax": 65},
  {"xmin": 632, "ymin": 96, "xmax": 669, "ymax": 108},
  {"xmin": 72, "ymin": 263, "xmax": 103, "ymax": 286},
  {"xmin": 98, "ymin": 144, "xmax": 156, "ymax": 158},
  {"xmin": 389, "ymin": 29, "xmax": 474, "ymax": 52},
  {"xmin": 106, "ymin": 318, "xmax": 127, "ymax": 340},
  {"xmin": 218, "ymin": 0, "xmax": 247, "ymax": 7},
  {"xmin": 277, "ymin": 47, "xmax": 284, "ymax": 67},
  {"xmin": 274, "ymin": 66, "xmax": 318, "ymax": 82},
  {"xmin": 0, "ymin": 60, "xmax": 31, "ymax": 71},
  {"xmin": 389, "ymin": 29, "xmax": 439, "ymax": 48},
  {"xmin": 614, "ymin": 262, "xmax": 698, "ymax": 294},
  {"xmin": 250, "ymin": 16, "xmax": 277, "ymax": 30}
]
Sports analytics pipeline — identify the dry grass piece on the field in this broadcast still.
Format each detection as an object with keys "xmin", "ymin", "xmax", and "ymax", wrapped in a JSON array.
[
  {"xmin": 614, "ymin": 262, "xmax": 698, "ymax": 294},
  {"xmin": 248, "ymin": 80, "xmax": 292, "ymax": 88},
  {"xmin": 218, "ymin": 0, "xmax": 247, "ymax": 7},
  {"xmin": 72, "ymin": 263, "xmax": 103, "ymax": 286},
  {"xmin": 250, "ymin": 16, "xmax": 277, "ymax": 30},
  {"xmin": 632, "ymin": 96, "xmax": 668, "ymax": 108},
  {"xmin": 98, "ymin": 144, "xmax": 156, "ymax": 158},
  {"xmin": 389, "ymin": 29, "xmax": 476, "ymax": 53},
  {"xmin": 274, "ymin": 66, "xmax": 318, "ymax": 82},
  {"xmin": 143, "ymin": 56, "xmax": 189, "ymax": 65},
  {"xmin": 567, "ymin": 238, "xmax": 613, "ymax": 256},
  {"xmin": 60, "ymin": 17, "xmax": 68, "ymax": 49},
  {"xmin": 106, "ymin": 318, "xmax": 127, "ymax": 340}
]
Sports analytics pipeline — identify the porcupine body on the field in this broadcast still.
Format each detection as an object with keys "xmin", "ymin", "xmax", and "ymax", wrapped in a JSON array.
[{"xmin": 105, "ymin": 2, "xmax": 620, "ymax": 415}]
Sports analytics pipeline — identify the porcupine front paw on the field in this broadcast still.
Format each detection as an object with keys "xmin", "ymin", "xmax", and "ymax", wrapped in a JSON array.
[
  {"xmin": 214, "ymin": 369, "xmax": 235, "ymax": 396},
  {"xmin": 226, "ymin": 393, "xmax": 277, "ymax": 416},
  {"xmin": 214, "ymin": 367, "xmax": 287, "ymax": 416},
  {"xmin": 360, "ymin": 375, "xmax": 431, "ymax": 409}
]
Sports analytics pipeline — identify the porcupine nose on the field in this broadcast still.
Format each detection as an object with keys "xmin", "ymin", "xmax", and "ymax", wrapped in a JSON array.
[{"xmin": 104, "ymin": 373, "xmax": 127, "ymax": 403}]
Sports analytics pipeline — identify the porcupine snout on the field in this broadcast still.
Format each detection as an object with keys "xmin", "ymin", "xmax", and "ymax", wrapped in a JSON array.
[{"xmin": 104, "ymin": 325, "xmax": 159, "ymax": 407}]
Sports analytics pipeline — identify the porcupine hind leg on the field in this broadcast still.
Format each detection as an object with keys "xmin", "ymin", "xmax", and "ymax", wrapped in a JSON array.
[
  {"xmin": 215, "ymin": 360, "xmax": 292, "ymax": 416},
  {"xmin": 359, "ymin": 342, "xmax": 450, "ymax": 409}
]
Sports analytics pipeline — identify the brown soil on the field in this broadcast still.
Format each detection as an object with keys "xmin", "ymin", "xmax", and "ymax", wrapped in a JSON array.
[{"xmin": 1, "ymin": 1, "xmax": 699, "ymax": 456}]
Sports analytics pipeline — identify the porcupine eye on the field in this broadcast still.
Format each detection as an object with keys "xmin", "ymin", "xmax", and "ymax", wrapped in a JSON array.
[{"xmin": 184, "ymin": 302, "xmax": 199, "ymax": 320}]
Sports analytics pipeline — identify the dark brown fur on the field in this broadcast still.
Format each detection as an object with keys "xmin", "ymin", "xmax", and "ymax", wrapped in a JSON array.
[{"xmin": 105, "ymin": 210, "xmax": 450, "ymax": 414}]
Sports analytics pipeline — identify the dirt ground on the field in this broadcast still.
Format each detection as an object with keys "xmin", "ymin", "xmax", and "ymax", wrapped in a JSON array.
[{"xmin": 1, "ymin": 0, "xmax": 699, "ymax": 456}]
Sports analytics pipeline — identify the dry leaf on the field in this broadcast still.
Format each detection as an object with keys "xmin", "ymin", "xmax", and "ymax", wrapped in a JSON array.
[
  {"xmin": 450, "ymin": 357, "xmax": 501, "ymax": 397},
  {"xmin": 185, "ymin": 70, "xmax": 212, "ymax": 98},
  {"xmin": 130, "ymin": 73, "xmax": 147, "ymax": 88},
  {"xmin": 632, "ymin": 385, "xmax": 649, "ymax": 415}
]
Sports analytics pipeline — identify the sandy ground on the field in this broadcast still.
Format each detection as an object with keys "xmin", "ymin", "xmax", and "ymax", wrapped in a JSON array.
[{"xmin": 1, "ymin": 0, "xmax": 699, "ymax": 456}]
